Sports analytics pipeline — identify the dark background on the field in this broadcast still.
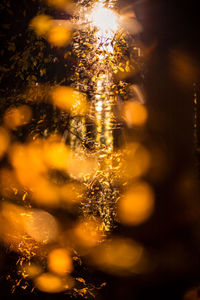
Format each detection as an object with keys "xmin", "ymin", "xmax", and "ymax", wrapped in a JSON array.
[{"xmin": 1, "ymin": 0, "xmax": 200, "ymax": 299}]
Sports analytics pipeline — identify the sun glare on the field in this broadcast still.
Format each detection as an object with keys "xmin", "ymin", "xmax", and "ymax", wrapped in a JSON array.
[{"xmin": 89, "ymin": 4, "xmax": 118, "ymax": 36}]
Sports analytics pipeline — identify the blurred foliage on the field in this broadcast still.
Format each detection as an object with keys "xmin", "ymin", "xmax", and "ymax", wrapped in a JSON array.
[
  {"xmin": 1, "ymin": 1, "xmax": 200, "ymax": 300},
  {"xmin": 0, "ymin": 0, "xmax": 74, "ymax": 147},
  {"xmin": 0, "ymin": 0, "xmax": 72, "ymax": 97}
]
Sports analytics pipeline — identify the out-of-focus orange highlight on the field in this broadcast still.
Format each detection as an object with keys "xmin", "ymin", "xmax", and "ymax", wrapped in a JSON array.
[
  {"xmin": 4, "ymin": 105, "xmax": 32, "ymax": 130},
  {"xmin": 60, "ymin": 183, "xmax": 83, "ymax": 204},
  {"xmin": 0, "ymin": 168, "xmax": 20, "ymax": 197},
  {"xmin": 123, "ymin": 143, "xmax": 151, "ymax": 180},
  {"xmin": 45, "ymin": 0, "xmax": 70, "ymax": 9},
  {"xmin": 8, "ymin": 136, "xmax": 85, "ymax": 207},
  {"xmin": 74, "ymin": 219, "xmax": 102, "ymax": 248},
  {"xmin": 43, "ymin": 141, "xmax": 70, "ymax": 170},
  {"xmin": 51, "ymin": 86, "xmax": 87, "ymax": 114},
  {"xmin": 22, "ymin": 263, "xmax": 42, "ymax": 278},
  {"xmin": 48, "ymin": 248, "xmax": 73, "ymax": 276},
  {"xmin": 35, "ymin": 273, "xmax": 66, "ymax": 293},
  {"xmin": 30, "ymin": 15, "xmax": 53, "ymax": 36},
  {"xmin": 123, "ymin": 101, "xmax": 147, "ymax": 127},
  {"xmin": 0, "ymin": 127, "xmax": 10, "ymax": 159},
  {"xmin": 47, "ymin": 25, "xmax": 71, "ymax": 47},
  {"xmin": 118, "ymin": 181, "xmax": 154, "ymax": 225},
  {"xmin": 0, "ymin": 203, "xmax": 25, "ymax": 246},
  {"xmin": 24, "ymin": 209, "xmax": 59, "ymax": 244},
  {"xmin": 170, "ymin": 50, "xmax": 197, "ymax": 86},
  {"xmin": 91, "ymin": 238, "xmax": 143, "ymax": 275},
  {"xmin": 67, "ymin": 154, "xmax": 98, "ymax": 181},
  {"xmin": 0, "ymin": 204, "xmax": 59, "ymax": 248}
]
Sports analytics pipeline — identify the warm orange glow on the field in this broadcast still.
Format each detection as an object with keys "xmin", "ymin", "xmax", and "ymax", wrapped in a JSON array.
[
  {"xmin": 0, "ymin": 168, "xmax": 20, "ymax": 197},
  {"xmin": 60, "ymin": 183, "xmax": 83, "ymax": 204},
  {"xmin": 35, "ymin": 273, "xmax": 66, "ymax": 293},
  {"xmin": 48, "ymin": 248, "xmax": 73, "ymax": 276},
  {"xmin": 123, "ymin": 143, "xmax": 151, "ymax": 179},
  {"xmin": 74, "ymin": 219, "xmax": 102, "ymax": 248},
  {"xmin": 10, "ymin": 142, "xmax": 46, "ymax": 180},
  {"xmin": 22, "ymin": 263, "xmax": 42, "ymax": 278},
  {"xmin": 8, "ymin": 137, "xmax": 86, "ymax": 206},
  {"xmin": 71, "ymin": 90, "xmax": 88, "ymax": 115},
  {"xmin": 91, "ymin": 238, "xmax": 143, "ymax": 275},
  {"xmin": 31, "ymin": 180, "xmax": 60, "ymax": 206},
  {"xmin": 43, "ymin": 141, "xmax": 70, "ymax": 170},
  {"xmin": 9, "ymin": 143, "xmax": 47, "ymax": 191},
  {"xmin": 0, "ymin": 127, "xmax": 10, "ymax": 159},
  {"xmin": 51, "ymin": 86, "xmax": 87, "ymax": 114},
  {"xmin": 123, "ymin": 101, "xmax": 148, "ymax": 127},
  {"xmin": 67, "ymin": 154, "xmax": 98, "ymax": 181},
  {"xmin": 118, "ymin": 181, "xmax": 154, "ymax": 225},
  {"xmin": 30, "ymin": 15, "xmax": 53, "ymax": 36},
  {"xmin": 4, "ymin": 105, "xmax": 32, "ymax": 130},
  {"xmin": 26, "ymin": 142, "xmax": 47, "ymax": 173},
  {"xmin": 51, "ymin": 86, "xmax": 76, "ymax": 110},
  {"xmin": 0, "ymin": 203, "xmax": 26, "ymax": 246},
  {"xmin": 24, "ymin": 210, "xmax": 59, "ymax": 243},
  {"xmin": 46, "ymin": 0, "xmax": 70, "ymax": 9},
  {"xmin": 47, "ymin": 25, "xmax": 71, "ymax": 47},
  {"xmin": 0, "ymin": 0, "xmax": 154, "ymax": 293},
  {"xmin": 170, "ymin": 50, "xmax": 197, "ymax": 86}
]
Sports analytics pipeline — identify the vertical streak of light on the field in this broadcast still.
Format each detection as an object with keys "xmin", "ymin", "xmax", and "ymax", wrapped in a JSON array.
[{"xmin": 70, "ymin": 0, "xmax": 119, "ymax": 231}]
